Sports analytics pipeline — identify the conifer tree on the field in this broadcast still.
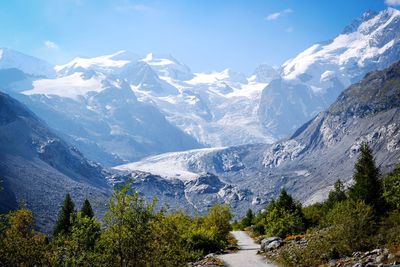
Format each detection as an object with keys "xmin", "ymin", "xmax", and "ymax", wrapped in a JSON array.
[
  {"xmin": 241, "ymin": 209, "xmax": 254, "ymax": 228},
  {"xmin": 348, "ymin": 143, "xmax": 382, "ymax": 210},
  {"xmin": 326, "ymin": 179, "xmax": 347, "ymax": 208},
  {"xmin": 80, "ymin": 199, "xmax": 94, "ymax": 218},
  {"xmin": 53, "ymin": 193, "xmax": 75, "ymax": 236}
]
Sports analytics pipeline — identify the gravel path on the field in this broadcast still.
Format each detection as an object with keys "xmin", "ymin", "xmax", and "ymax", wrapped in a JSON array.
[{"xmin": 218, "ymin": 231, "xmax": 277, "ymax": 267}]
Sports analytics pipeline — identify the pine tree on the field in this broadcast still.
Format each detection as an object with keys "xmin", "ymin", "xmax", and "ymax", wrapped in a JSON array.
[
  {"xmin": 348, "ymin": 143, "xmax": 382, "ymax": 210},
  {"xmin": 53, "ymin": 193, "xmax": 75, "ymax": 236},
  {"xmin": 276, "ymin": 188, "xmax": 298, "ymax": 213},
  {"xmin": 80, "ymin": 199, "xmax": 94, "ymax": 218},
  {"xmin": 241, "ymin": 209, "xmax": 254, "ymax": 228},
  {"xmin": 326, "ymin": 179, "xmax": 347, "ymax": 208}
]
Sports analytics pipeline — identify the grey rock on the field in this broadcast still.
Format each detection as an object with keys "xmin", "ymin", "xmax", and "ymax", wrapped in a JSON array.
[
  {"xmin": 375, "ymin": 255, "xmax": 386, "ymax": 263},
  {"xmin": 261, "ymin": 237, "xmax": 282, "ymax": 251}
]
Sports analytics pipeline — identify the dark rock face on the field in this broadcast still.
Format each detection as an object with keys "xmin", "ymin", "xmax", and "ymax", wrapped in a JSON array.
[{"xmin": 0, "ymin": 92, "xmax": 111, "ymax": 231}]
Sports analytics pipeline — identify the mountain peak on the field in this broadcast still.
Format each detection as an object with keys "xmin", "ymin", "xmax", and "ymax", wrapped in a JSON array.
[
  {"xmin": 342, "ymin": 8, "xmax": 399, "ymax": 34},
  {"xmin": 0, "ymin": 48, "xmax": 55, "ymax": 77}
]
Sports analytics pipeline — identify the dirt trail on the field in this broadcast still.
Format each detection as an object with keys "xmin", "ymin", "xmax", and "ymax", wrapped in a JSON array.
[{"xmin": 217, "ymin": 231, "xmax": 277, "ymax": 267}]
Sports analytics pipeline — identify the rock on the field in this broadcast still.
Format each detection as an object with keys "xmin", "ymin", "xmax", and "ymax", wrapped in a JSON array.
[
  {"xmin": 266, "ymin": 240, "xmax": 282, "ymax": 251},
  {"xmin": 260, "ymin": 237, "xmax": 282, "ymax": 251},
  {"xmin": 387, "ymin": 253, "xmax": 395, "ymax": 260},
  {"xmin": 352, "ymin": 263, "xmax": 363, "ymax": 267},
  {"xmin": 329, "ymin": 259, "xmax": 337, "ymax": 267},
  {"xmin": 371, "ymin": 249, "xmax": 382, "ymax": 254},
  {"xmin": 255, "ymin": 236, "xmax": 264, "ymax": 244},
  {"xmin": 353, "ymin": 252, "xmax": 362, "ymax": 258},
  {"xmin": 375, "ymin": 254, "xmax": 387, "ymax": 263}
]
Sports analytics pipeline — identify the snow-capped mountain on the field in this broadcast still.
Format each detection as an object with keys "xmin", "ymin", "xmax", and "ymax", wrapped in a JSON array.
[
  {"xmin": 0, "ymin": 58, "xmax": 201, "ymax": 166},
  {"xmin": 117, "ymin": 60, "xmax": 400, "ymax": 216},
  {"xmin": 141, "ymin": 52, "xmax": 193, "ymax": 80},
  {"xmin": 18, "ymin": 50, "xmax": 278, "ymax": 150},
  {"xmin": 0, "ymin": 48, "xmax": 55, "ymax": 77},
  {"xmin": 259, "ymin": 8, "xmax": 400, "ymax": 138},
  {"xmin": 1, "ymin": 8, "xmax": 399, "ymax": 168}
]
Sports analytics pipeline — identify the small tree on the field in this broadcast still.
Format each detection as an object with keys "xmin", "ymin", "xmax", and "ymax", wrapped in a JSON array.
[
  {"xmin": 204, "ymin": 204, "xmax": 232, "ymax": 244},
  {"xmin": 382, "ymin": 165, "xmax": 400, "ymax": 210},
  {"xmin": 348, "ymin": 143, "xmax": 382, "ymax": 211},
  {"xmin": 53, "ymin": 193, "xmax": 75, "ymax": 236},
  {"xmin": 51, "ymin": 212, "xmax": 101, "ymax": 266},
  {"xmin": 263, "ymin": 189, "xmax": 306, "ymax": 237},
  {"xmin": 80, "ymin": 199, "xmax": 94, "ymax": 218},
  {"xmin": 0, "ymin": 208, "xmax": 47, "ymax": 266},
  {"xmin": 241, "ymin": 209, "xmax": 254, "ymax": 228},
  {"xmin": 326, "ymin": 179, "xmax": 347, "ymax": 208},
  {"xmin": 99, "ymin": 184, "xmax": 156, "ymax": 267}
]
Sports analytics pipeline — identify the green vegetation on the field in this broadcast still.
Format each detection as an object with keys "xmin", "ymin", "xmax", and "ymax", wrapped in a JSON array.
[
  {"xmin": 239, "ymin": 143, "xmax": 400, "ymax": 266},
  {"xmin": 53, "ymin": 193, "xmax": 75, "ymax": 236},
  {"xmin": 80, "ymin": 199, "xmax": 94, "ymax": 218},
  {"xmin": 0, "ymin": 185, "xmax": 232, "ymax": 266}
]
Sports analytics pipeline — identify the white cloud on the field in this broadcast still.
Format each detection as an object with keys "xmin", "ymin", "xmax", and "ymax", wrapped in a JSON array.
[
  {"xmin": 385, "ymin": 0, "xmax": 400, "ymax": 5},
  {"xmin": 44, "ymin": 40, "xmax": 59, "ymax": 50},
  {"xmin": 265, "ymin": 8, "xmax": 293, "ymax": 21}
]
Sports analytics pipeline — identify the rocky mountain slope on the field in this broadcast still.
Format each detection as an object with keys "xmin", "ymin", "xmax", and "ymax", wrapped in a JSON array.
[
  {"xmin": 0, "ymin": 92, "xmax": 111, "ymax": 231},
  {"xmin": 259, "ymin": 8, "xmax": 400, "ymax": 139},
  {"xmin": 0, "ymin": 64, "xmax": 202, "ymax": 166},
  {"xmin": 118, "ymin": 60, "xmax": 400, "ymax": 217}
]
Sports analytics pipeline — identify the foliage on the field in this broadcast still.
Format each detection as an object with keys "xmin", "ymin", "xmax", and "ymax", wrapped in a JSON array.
[
  {"xmin": 325, "ymin": 179, "xmax": 347, "ymax": 209},
  {"xmin": 98, "ymin": 185, "xmax": 156, "ymax": 267},
  {"xmin": 53, "ymin": 193, "xmax": 76, "ymax": 236},
  {"xmin": 50, "ymin": 212, "xmax": 101, "ymax": 266},
  {"xmin": 323, "ymin": 199, "xmax": 376, "ymax": 255},
  {"xmin": 240, "ymin": 209, "xmax": 254, "ymax": 229},
  {"xmin": 80, "ymin": 199, "xmax": 94, "ymax": 218},
  {"xmin": 376, "ymin": 209, "xmax": 400, "ymax": 247},
  {"xmin": 257, "ymin": 189, "xmax": 306, "ymax": 238},
  {"xmin": 302, "ymin": 202, "xmax": 328, "ymax": 228},
  {"xmin": 150, "ymin": 212, "xmax": 197, "ymax": 266},
  {"xmin": 348, "ymin": 143, "xmax": 383, "ymax": 211},
  {"xmin": 382, "ymin": 164, "xmax": 400, "ymax": 210},
  {"xmin": 0, "ymin": 208, "xmax": 48, "ymax": 267},
  {"xmin": 204, "ymin": 204, "xmax": 232, "ymax": 243}
]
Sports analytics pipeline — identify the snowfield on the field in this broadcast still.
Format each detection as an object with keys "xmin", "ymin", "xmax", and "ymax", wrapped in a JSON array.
[{"xmin": 114, "ymin": 147, "xmax": 226, "ymax": 181}]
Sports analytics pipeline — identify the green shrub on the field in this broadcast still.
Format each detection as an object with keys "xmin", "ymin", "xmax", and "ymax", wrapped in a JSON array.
[
  {"xmin": 261, "ymin": 189, "xmax": 306, "ymax": 238},
  {"xmin": 323, "ymin": 199, "xmax": 376, "ymax": 255},
  {"xmin": 376, "ymin": 209, "xmax": 400, "ymax": 247},
  {"xmin": 382, "ymin": 165, "xmax": 400, "ymax": 210},
  {"xmin": 302, "ymin": 202, "xmax": 328, "ymax": 228},
  {"xmin": 184, "ymin": 226, "xmax": 223, "ymax": 254}
]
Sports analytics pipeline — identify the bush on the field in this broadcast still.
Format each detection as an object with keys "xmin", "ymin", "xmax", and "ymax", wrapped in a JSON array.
[
  {"xmin": 382, "ymin": 165, "xmax": 400, "ymax": 210},
  {"xmin": 261, "ymin": 190, "xmax": 306, "ymax": 238},
  {"xmin": 0, "ymin": 208, "xmax": 48, "ymax": 267},
  {"xmin": 302, "ymin": 202, "xmax": 328, "ymax": 228},
  {"xmin": 184, "ymin": 226, "xmax": 224, "ymax": 255},
  {"xmin": 376, "ymin": 210, "xmax": 400, "ymax": 247},
  {"xmin": 323, "ymin": 199, "xmax": 376, "ymax": 255},
  {"xmin": 204, "ymin": 204, "xmax": 232, "ymax": 244}
]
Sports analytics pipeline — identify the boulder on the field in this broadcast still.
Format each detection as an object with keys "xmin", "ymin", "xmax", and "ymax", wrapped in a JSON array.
[
  {"xmin": 266, "ymin": 240, "xmax": 282, "ymax": 250},
  {"xmin": 261, "ymin": 237, "xmax": 282, "ymax": 251}
]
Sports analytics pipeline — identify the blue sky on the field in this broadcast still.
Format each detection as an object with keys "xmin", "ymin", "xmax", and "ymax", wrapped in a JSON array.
[{"xmin": 0, "ymin": 0, "xmax": 398, "ymax": 73}]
